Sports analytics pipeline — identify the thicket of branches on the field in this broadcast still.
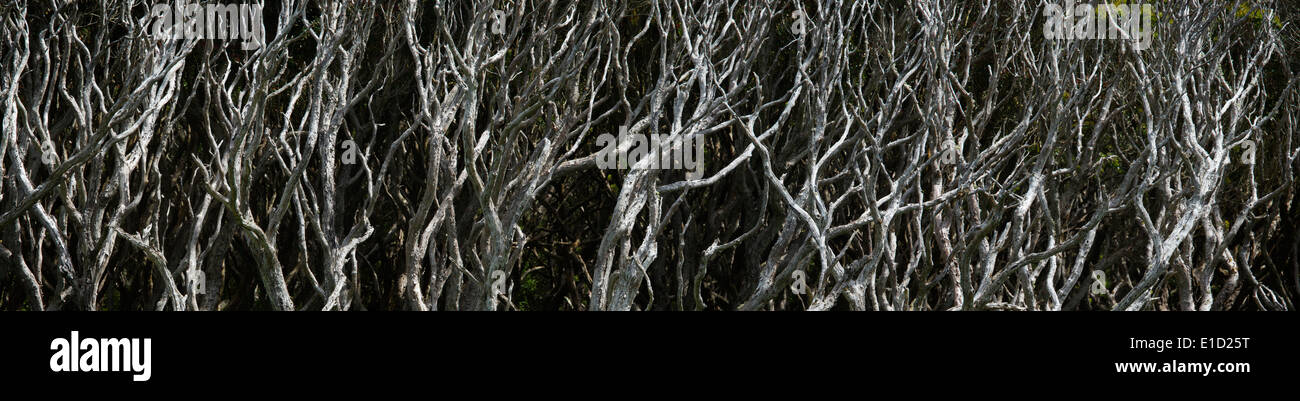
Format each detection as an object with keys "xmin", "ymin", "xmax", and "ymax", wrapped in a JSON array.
[{"xmin": 1, "ymin": 0, "xmax": 1297, "ymax": 310}]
